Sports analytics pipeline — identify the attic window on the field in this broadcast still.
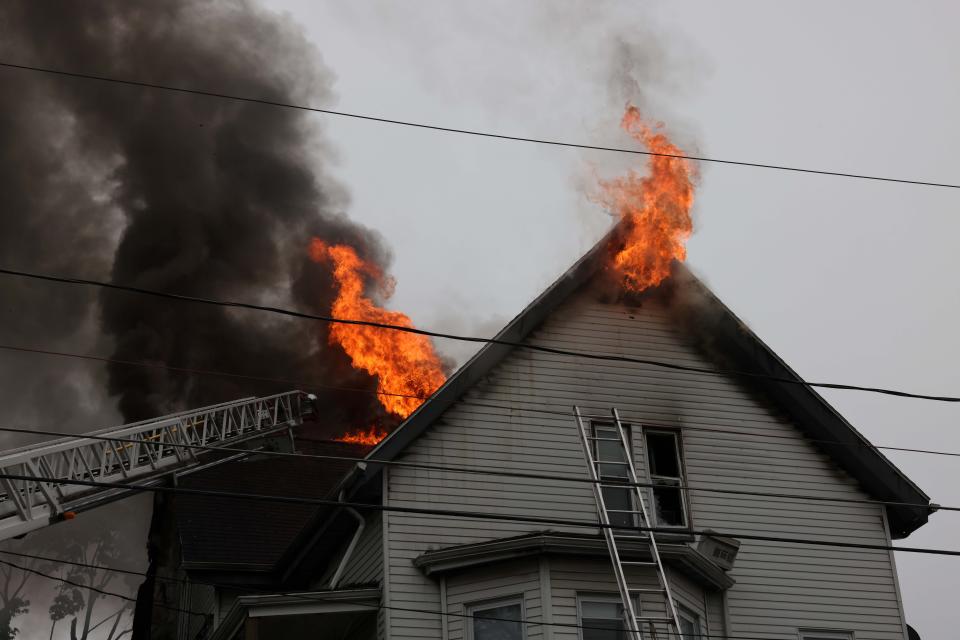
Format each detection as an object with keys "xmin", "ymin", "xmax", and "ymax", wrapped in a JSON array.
[{"xmin": 644, "ymin": 430, "xmax": 688, "ymax": 528}]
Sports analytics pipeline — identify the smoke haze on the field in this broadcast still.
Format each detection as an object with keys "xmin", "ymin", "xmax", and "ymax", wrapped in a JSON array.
[{"xmin": 0, "ymin": 0, "xmax": 395, "ymax": 433}]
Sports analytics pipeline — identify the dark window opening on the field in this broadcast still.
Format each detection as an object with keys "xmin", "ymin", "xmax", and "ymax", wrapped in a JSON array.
[{"xmin": 644, "ymin": 430, "xmax": 688, "ymax": 528}]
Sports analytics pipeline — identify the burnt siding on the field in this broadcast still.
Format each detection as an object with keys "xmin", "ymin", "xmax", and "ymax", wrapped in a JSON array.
[{"xmin": 384, "ymin": 288, "xmax": 908, "ymax": 640}]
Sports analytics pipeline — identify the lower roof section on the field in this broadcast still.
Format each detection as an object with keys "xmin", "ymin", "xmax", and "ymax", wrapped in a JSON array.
[
  {"xmin": 211, "ymin": 587, "xmax": 379, "ymax": 640},
  {"xmin": 413, "ymin": 531, "xmax": 735, "ymax": 591}
]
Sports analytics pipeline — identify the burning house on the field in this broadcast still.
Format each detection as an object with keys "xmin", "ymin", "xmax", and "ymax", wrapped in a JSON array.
[
  {"xmin": 0, "ymin": 5, "xmax": 933, "ymax": 639},
  {"xmin": 128, "ymin": 216, "xmax": 931, "ymax": 639}
]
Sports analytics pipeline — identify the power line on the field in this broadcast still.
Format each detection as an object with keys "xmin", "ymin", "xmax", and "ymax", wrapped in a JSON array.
[
  {"xmin": 2, "ymin": 268, "xmax": 958, "ymax": 404},
  {"xmin": 0, "ymin": 557, "xmax": 207, "ymax": 619},
  {"xmin": 0, "ymin": 422, "xmax": 952, "ymax": 514},
  {"xmin": 0, "ymin": 549, "xmax": 807, "ymax": 640},
  {"xmin": 0, "ymin": 470, "xmax": 956, "ymax": 556},
  {"xmin": 0, "ymin": 60, "xmax": 956, "ymax": 190},
  {"xmin": 0, "ymin": 343, "xmax": 406, "ymax": 400},
  {"xmin": 4, "ymin": 341, "xmax": 959, "ymax": 460}
]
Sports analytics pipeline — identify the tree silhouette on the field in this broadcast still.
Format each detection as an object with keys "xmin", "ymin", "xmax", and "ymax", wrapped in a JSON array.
[
  {"xmin": 47, "ymin": 531, "xmax": 137, "ymax": 640},
  {"xmin": 0, "ymin": 547, "xmax": 53, "ymax": 640}
]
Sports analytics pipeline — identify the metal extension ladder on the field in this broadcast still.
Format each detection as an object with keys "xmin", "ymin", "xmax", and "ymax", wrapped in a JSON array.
[
  {"xmin": 574, "ymin": 406, "xmax": 684, "ymax": 640},
  {"xmin": 0, "ymin": 390, "xmax": 313, "ymax": 541}
]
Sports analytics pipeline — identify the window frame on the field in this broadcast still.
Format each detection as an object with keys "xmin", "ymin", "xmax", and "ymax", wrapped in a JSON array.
[
  {"xmin": 590, "ymin": 421, "xmax": 637, "ymax": 528},
  {"xmin": 797, "ymin": 630, "xmax": 855, "ymax": 640},
  {"xmin": 642, "ymin": 427, "xmax": 690, "ymax": 529},
  {"xmin": 466, "ymin": 594, "xmax": 526, "ymax": 640},
  {"xmin": 576, "ymin": 592, "xmax": 641, "ymax": 640},
  {"xmin": 677, "ymin": 603, "xmax": 703, "ymax": 639}
]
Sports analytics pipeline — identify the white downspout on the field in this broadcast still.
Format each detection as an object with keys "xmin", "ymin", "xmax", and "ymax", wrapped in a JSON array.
[{"xmin": 328, "ymin": 488, "xmax": 366, "ymax": 590}]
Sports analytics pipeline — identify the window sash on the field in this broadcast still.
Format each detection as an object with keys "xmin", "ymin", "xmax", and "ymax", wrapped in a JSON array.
[
  {"xmin": 578, "ymin": 593, "xmax": 640, "ymax": 640},
  {"xmin": 798, "ymin": 631, "xmax": 854, "ymax": 640},
  {"xmin": 643, "ymin": 430, "xmax": 688, "ymax": 528},
  {"xmin": 468, "ymin": 596, "xmax": 524, "ymax": 640},
  {"xmin": 677, "ymin": 605, "xmax": 702, "ymax": 639},
  {"xmin": 592, "ymin": 423, "xmax": 636, "ymax": 528}
]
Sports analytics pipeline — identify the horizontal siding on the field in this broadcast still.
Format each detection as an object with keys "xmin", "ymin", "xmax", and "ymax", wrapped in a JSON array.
[
  {"xmin": 385, "ymin": 288, "xmax": 908, "ymax": 640},
  {"xmin": 549, "ymin": 557, "xmax": 690, "ymax": 640},
  {"xmin": 445, "ymin": 559, "xmax": 543, "ymax": 640}
]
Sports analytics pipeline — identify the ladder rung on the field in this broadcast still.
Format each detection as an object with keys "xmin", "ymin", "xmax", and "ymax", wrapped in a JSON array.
[
  {"xmin": 629, "ymin": 587, "xmax": 666, "ymax": 593},
  {"xmin": 594, "ymin": 460, "xmax": 629, "ymax": 465},
  {"xmin": 606, "ymin": 509, "xmax": 643, "ymax": 513},
  {"xmin": 612, "ymin": 534, "xmax": 648, "ymax": 539},
  {"xmin": 622, "ymin": 561, "xmax": 658, "ymax": 566},
  {"xmin": 585, "ymin": 436, "xmax": 624, "ymax": 442},
  {"xmin": 636, "ymin": 616, "xmax": 676, "ymax": 622}
]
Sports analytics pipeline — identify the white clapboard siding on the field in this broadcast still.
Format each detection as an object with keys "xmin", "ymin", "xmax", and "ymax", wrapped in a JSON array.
[
  {"xmin": 383, "ymin": 287, "xmax": 908, "ymax": 640},
  {"xmin": 444, "ymin": 558, "xmax": 543, "ymax": 640}
]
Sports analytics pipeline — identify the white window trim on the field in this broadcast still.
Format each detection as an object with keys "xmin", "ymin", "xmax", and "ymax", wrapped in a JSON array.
[
  {"xmin": 798, "ymin": 629, "xmax": 855, "ymax": 640},
  {"xmin": 643, "ymin": 428, "xmax": 690, "ymax": 529},
  {"xmin": 466, "ymin": 595, "xmax": 526, "ymax": 640},
  {"xmin": 677, "ymin": 603, "xmax": 704, "ymax": 638},
  {"xmin": 576, "ymin": 592, "xmax": 641, "ymax": 640}
]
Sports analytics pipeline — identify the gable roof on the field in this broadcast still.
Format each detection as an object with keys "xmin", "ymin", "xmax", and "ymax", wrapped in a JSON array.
[{"xmin": 348, "ymin": 225, "xmax": 931, "ymax": 538}]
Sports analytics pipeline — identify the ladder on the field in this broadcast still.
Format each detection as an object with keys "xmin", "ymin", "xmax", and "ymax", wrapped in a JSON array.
[
  {"xmin": 0, "ymin": 390, "xmax": 313, "ymax": 541},
  {"xmin": 574, "ymin": 406, "xmax": 684, "ymax": 640}
]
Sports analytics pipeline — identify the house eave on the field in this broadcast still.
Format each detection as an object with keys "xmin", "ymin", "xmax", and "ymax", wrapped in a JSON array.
[
  {"xmin": 210, "ymin": 587, "xmax": 379, "ymax": 640},
  {"xmin": 413, "ymin": 531, "xmax": 735, "ymax": 591}
]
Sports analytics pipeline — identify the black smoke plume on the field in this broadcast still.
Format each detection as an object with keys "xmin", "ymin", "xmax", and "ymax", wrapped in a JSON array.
[{"xmin": 0, "ymin": 0, "xmax": 392, "ymax": 433}]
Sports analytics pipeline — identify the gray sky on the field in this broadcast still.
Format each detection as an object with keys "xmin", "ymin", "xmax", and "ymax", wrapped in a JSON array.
[
  {"xmin": 266, "ymin": 1, "xmax": 960, "ymax": 636},
  {"xmin": 7, "ymin": 2, "xmax": 957, "ymax": 638}
]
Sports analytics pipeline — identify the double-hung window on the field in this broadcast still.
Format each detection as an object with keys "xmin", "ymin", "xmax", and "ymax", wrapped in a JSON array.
[
  {"xmin": 798, "ymin": 631, "xmax": 854, "ymax": 640},
  {"xmin": 644, "ymin": 430, "xmax": 687, "ymax": 528},
  {"xmin": 591, "ymin": 422, "xmax": 635, "ymax": 528},
  {"xmin": 467, "ymin": 596, "xmax": 524, "ymax": 640},
  {"xmin": 677, "ymin": 604, "xmax": 703, "ymax": 639},
  {"xmin": 578, "ymin": 594, "xmax": 640, "ymax": 640}
]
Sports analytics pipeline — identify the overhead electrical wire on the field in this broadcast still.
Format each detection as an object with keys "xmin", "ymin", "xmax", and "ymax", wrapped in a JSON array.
[
  {"xmin": 0, "ymin": 422, "xmax": 952, "ymax": 514},
  {"xmin": 0, "ymin": 470, "xmax": 956, "ymax": 556},
  {"xmin": 1, "ymin": 268, "xmax": 958, "ymax": 403},
  {"xmin": 0, "ymin": 60, "xmax": 956, "ymax": 190},
  {"xmin": 0, "ymin": 557, "xmax": 208, "ymax": 619},
  {"xmin": 0, "ymin": 549, "xmax": 816, "ymax": 640},
  {"xmin": 3, "ymin": 342, "xmax": 958, "ymax": 460},
  {"xmin": 0, "ymin": 60, "xmax": 950, "ymax": 636}
]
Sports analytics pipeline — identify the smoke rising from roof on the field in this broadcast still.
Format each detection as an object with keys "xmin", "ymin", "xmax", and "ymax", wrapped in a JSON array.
[{"xmin": 0, "ymin": 0, "xmax": 394, "ymax": 430}]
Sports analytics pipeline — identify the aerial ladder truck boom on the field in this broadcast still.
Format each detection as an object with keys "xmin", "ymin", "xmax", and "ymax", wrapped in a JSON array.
[{"xmin": 0, "ymin": 390, "xmax": 314, "ymax": 541}]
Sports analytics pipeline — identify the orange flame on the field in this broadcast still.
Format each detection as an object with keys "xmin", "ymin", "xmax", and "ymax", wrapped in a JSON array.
[
  {"xmin": 599, "ymin": 105, "xmax": 696, "ymax": 292},
  {"xmin": 309, "ymin": 239, "xmax": 447, "ymax": 420},
  {"xmin": 336, "ymin": 426, "xmax": 389, "ymax": 446}
]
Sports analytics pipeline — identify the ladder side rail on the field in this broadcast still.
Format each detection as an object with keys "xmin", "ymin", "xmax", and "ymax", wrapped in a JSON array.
[
  {"xmin": 0, "ymin": 391, "xmax": 308, "ymax": 538},
  {"xmin": 0, "ymin": 396, "xmax": 264, "ymax": 461},
  {"xmin": 574, "ymin": 406, "xmax": 643, "ymax": 640},
  {"xmin": 0, "ymin": 391, "xmax": 305, "ymax": 467},
  {"xmin": 611, "ymin": 408, "xmax": 684, "ymax": 639}
]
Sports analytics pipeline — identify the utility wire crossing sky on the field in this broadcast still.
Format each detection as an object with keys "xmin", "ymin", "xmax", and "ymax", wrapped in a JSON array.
[
  {"xmin": 0, "ymin": 60, "xmax": 957, "ymax": 190},
  {"xmin": 1, "ymin": 266, "xmax": 958, "ymax": 403}
]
